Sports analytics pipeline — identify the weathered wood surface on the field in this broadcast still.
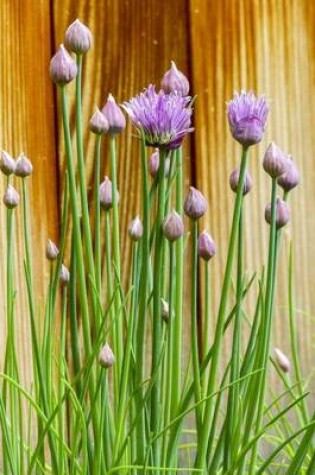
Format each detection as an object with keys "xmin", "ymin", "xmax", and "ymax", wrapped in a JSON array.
[
  {"xmin": 0, "ymin": 0, "xmax": 59, "ymax": 382},
  {"xmin": 0, "ymin": 0, "xmax": 314, "ymax": 378}
]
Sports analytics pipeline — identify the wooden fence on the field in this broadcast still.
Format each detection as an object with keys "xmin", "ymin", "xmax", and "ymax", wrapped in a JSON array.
[{"xmin": 0, "ymin": 0, "xmax": 314, "ymax": 383}]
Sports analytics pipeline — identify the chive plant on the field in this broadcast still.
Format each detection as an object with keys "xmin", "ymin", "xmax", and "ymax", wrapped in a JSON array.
[{"xmin": 0, "ymin": 18, "xmax": 313, "ymax": 475}]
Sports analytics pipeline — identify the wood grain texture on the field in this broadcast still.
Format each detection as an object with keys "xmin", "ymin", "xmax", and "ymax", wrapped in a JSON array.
[
  {"xmin": 189, "ymin": 0, "xmax": 315, "ymax": 373},
  {"xmin": 0, "ymin": 1, "xmax": 59, "ymax": 380}
]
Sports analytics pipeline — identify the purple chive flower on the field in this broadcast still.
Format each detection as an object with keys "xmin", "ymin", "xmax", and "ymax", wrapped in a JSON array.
[
  {"xmin": 123, "ymin": 85, "xmax": 194, "ymax": 150},
  {"xmin": 227, "ymin": 90, "xmax": 269, "ymax": 147}
]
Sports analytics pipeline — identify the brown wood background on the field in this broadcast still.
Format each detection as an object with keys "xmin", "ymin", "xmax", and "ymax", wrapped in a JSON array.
[{"xmin": 0, "ymin": 0, "xmax": 314, "ymax": 383}]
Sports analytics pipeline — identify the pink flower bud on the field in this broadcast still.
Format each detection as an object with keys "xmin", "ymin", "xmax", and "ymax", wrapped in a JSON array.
[
  {"xmin": 3, "ymin": 185, "xmax": 19, "ymax": 209},
  {"xmin": 184, "ymin": 186, "xmax": 208, "ymax": 220},
  {"xmin": 163, "ymin": 210, "xmax": 184, "ymax": 242},
  {"xmin": 46, "ymin": 239, "xmax": 59, "ymax": 261},
  {"xmin": 99, "ymin": 342, "xmax": 115, "ymax": 369},
  {"xmin": 101, "ymin": 94, "xmax": 126, "ymax": 134},
  {"xmin": 149, "ymin": 149, "xmax": 171, "ymax": 178},
  {"xmin": 99, "ymin": 176, "xmax": 119, "ymax": 211},
  {"xmin": 161, "ymin": 61, "xmax": 190, "ymax": 96},
  {"xmin": 89, "ymin": 108, "xmax": 109, "ymax": 134},
  {"xmin": 278, "ymin": 156, "xmax": 299, "ymax": 192},
  {"xmin": 149, "ymin": 149, "xmax": 159, "ymax": 177},
  {"xmin": 0, "ymin": 151, "xmax": 15, "ymax": 176},
  {"xmin": 49, "ymin": 45, "xmax": 77, "ymax": 86},
  {"xmin": 265, "ymin": 198, "xmax": 290, "ymax": 229},
  {"xmin": 60, "ymin": 264, "xmax": 70, "ymax": 286},
  {"xmin": 198, "ymin": 231, "xmax": 216, "ymax": 261},
  {"xmin": 263, "ymin": 142, "xmax": 287, "ymax": 179},
  {"xmin": 65, "ymin": 19, "xmax": 92, "ymax": 54},
  {"xmin": 128, "ymin": 216, "xmax": 143, "ymax": 241},
  {"xmin": 15, "ymin": 153, "xmax": 33, "ymax": 177},
  {"xmin": 274, "ymin": 347, "xmax": 290, "ymax": 373},
  {"xmin": 229, "ymin": 167, "xmax": 253, "ymax": 195},
  {"xmin": 161, "ymin": 298, "xmax": 170, "ymax": 322}
]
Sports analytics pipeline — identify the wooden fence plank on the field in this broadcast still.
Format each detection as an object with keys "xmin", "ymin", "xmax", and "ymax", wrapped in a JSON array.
[
  {"xmin": 189, "ymin": 0, "xmax": 315, "ymax": 372},
  {"xmin": 0, "ymin": 0, "xmax": 59, "ymax": 380}
]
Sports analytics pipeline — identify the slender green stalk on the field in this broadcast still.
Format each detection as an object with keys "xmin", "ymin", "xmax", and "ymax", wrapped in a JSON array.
[
  {"xmin": 109, "ymin": 134, "xmax": 123, "ymax": 377},
  {"xmin": 75, "ymin": 55, "xmax": 97, "ymax": 313},
  {"xmin": 151, "ymin": 146, "xmax": 167, "ymax": 471},
  {"xmin": 113, "ymin": 242, "xmax": 139, "ymax": 463},
  {"xmin": 58, "ymin": 287, "xmax": 68, "ymax": 473},
  {"xmin": 249, "ymin": 177, "xmax": 278, "ymax": 473},
  {"xmin": 195, "ymin": 146, "xmax": 249, "ymax": 470},
  {"xmin": 190, "ymin": 219, "xmax": 202, "ymax": 432},
  {"xmin": 60, "ymin": 85, "xmax": 98, "ymax": 438},
  {"xmin": 162, "ymin": 242, "xmax": 175, "ymax": 467},
  {"xmin": 171, "ymin": 146, "xmax": 183, "ymax": 418},
  {"xmin": 201, "ymin": 261, "xmax": 211, "ymax": 400},
  {"xmin": 135, "ymin": 136, "xmax": 150, "ymax": 464},
  {"xmin": 94, "ymin": 134, "xmax": 102, "ymax": 302},
  {"xmin": 224, "ymin": 207, "xmax": 244, "ymax": 469},
  {"xmin": 60, "ymin": 85, "xmax": 93, "ymax": 361},
  {"xmin": 288, "ymin": 243, "xmax": 309, "ymax": 424}
]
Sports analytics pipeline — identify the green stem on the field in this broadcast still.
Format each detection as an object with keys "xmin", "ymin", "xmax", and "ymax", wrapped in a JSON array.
[
  {"xmin": 224, "ymin": 207, "xmax": 244, "ymax": 469},
  {"xmin": 162, "ymin": 243, "xmax": 175, "ymax": 467},
  {"xmin": 75, "ymin": 54, "xmax": 99, "ymax": 330},
  {"xmin": 151, "ymin": 146, "xmax": 167, "ymax": 471},
  {"xmin": 113, "ymin": 242, "xmax": 139, "ymax": 463},
  {"xmin": 191, "ymin": 219, "xmax": 202, "ymax": 433},
  {"xmin": 135, "ymin": 137, "xmax": 150, "ymax": 465},
  {"xmin": 249, "ymin": 177, "xmax": 278, "ymax": 473},
  {"xmin": 201, "ymin": 261, "xmax": 211, "ymax": 401},
  {"xmin": 109, "ymin": 134, "xmax": 123, "ymax": 377},
  {"xmin": 194, "ymin": 146, "xmax": 249, "ymax": 470},
  {"xmin": 171, "ymin": 147, "xmax": 183, "ymax": 418},
  {"xmin": 94, "ymin": 134, "xmax": 102, "ymax": 304}
]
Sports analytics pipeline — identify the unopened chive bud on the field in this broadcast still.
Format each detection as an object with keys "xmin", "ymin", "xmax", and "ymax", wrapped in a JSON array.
[
  {"xmin": 0, "ymin": 151, "xmax": 15, "ymax": 175},
  {"xmin": 149, "ymin": 148, "xmax": 171, "ymax": 178},
  {"xmin": 49, "ymin": 44, "xmax": 77, "ymax": 86},
  {"xmin": 149, "ymin": 149, "xmax": 159, "ymax": 177},
  {"xmin": 263, "ymin": 142, "xmax": 287, "ymax": 179},
  {"xmin": 161, "ymin": 298, "xmax": 170, "ymax": 322},
  {"xmin": 3, "ymin": 185, "xmax": 19, "ymax": 209},
  {"xmin": 101, "ymin": 94, "xmax": 126, "ymax": 134},
  {"xmin": 278, "ymin": 156, "xmax": 299, "ymax": 192},
  {"xmin": 128, "ymin": 216, "xmax": 143, "ymax": 241},
  {"xmin": 15, "ymin": 153, "xmax": 33, "ymax": 177},
  {"xmin": 99, "ymin": 342, "xmax": 115, "ymax": 369},
  {"xmin": 65, "ymin": 19, "xmax": 92, "ymax": 54},
  {"xmin": 60, "ymin": 264, "xmax": 70, "ymax": 286},
  {"xmin": 265, "ymin": 198, "xmax": 290, "ymax": 229},
  {"xmin": 99, "ymin": 176, "xmax": 119, "ymax": 211},
  {"xmin": 89, "ymin": 108, "xmax": 109, "ymax": 134},
  {"xmin": 229, "ymin": 167, "xmax": 253, "ymax": 195},
  {"xmin": 161, "ymin": 61, "xmax": 190, "ymax": 96},
  {"xmin": 274, "ymin": 347, "xmax": 290, "ymax": 373},
  {"xmin": 163, "ymin": 210, "xmax": 184, "ymax": 242},
  {"xmin": 46, "ymin": 239, "xmax": 59, "ymax": 261},
  {"xmin": 184, "ymin": 186, "xmax": 208, "ymax": 220},
  {"xmin": 198, "ymin": 231, "xmax": 216, "ymax": 261}
]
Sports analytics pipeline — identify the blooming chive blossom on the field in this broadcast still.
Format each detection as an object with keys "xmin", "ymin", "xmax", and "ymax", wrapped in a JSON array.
[
  {"xmin": 123, "ymin": 85, "xmax": 194, "ymax": 149},
  {"xmin": 227, "ymin": 90, "xmax": 269, "ymax": 147}
]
